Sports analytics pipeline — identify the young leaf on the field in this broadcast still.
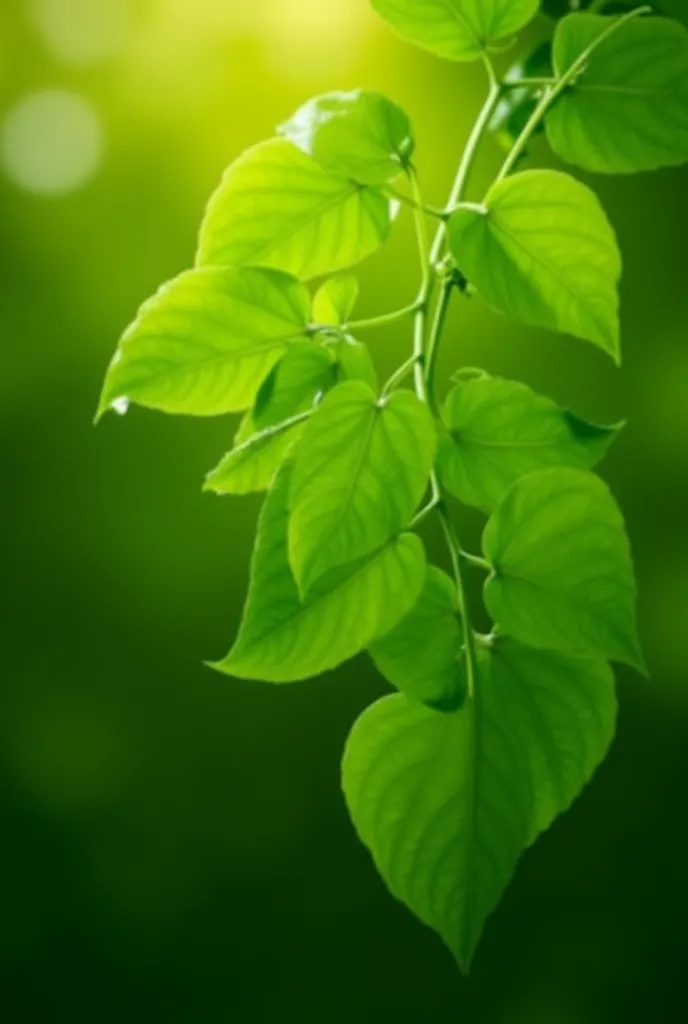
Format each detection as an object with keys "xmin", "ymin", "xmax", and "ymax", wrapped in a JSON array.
[
  {"xmin": 332, "ymin": 335, "xmax": 379, "ymax": 391},
  {"xmin": 482, "ymin": 468, "xmax": 646, "ymax": 670},
  {"xmin": 250, "ymin": 344, "xmax": 335, "ymax": 427},
  {"xmin": 288, "ymin": 381, "xmax": 437, "ymax": 594},
  {"xmin": 205, "ymin": 344, "xmax": 335, "ymax": 495},
  {"xmin": 546, "ymin": 13, "xmax": 688, "ymax": 174},
  {"xmin": 213, "ymin": 460, "xmax": 426, "ymax": 682},
  {"xmin": 448, "ymin": 170, "xmax": 622, "ymax": 360},
  {"xmin": 313, "ymin": 274, "xmax": 360, "ymax": 326},
  {"xmin": 437, "ymin": 374, "xmax": 620, "ymax": 511},
  {"xmin": 369, "ymin": 566, "xmax": 466, "ymax": 710},
  {"xmin": 97, "ymin": 267, "xmax": 311, "ymax": 419},
  {"xmin": 370, "ymin": 0, "xmax": 541, "ymax": 63},
  {"xmin": 196, "ymin": 139, "xmax": 391, "ymax": 281},
  {"xmin": 279, "ymin": 90, "xmax": 414, "ymax": 186},
  {"xmin": 342, "ymin": 640, "xmax": 615, "ymax": 969}
]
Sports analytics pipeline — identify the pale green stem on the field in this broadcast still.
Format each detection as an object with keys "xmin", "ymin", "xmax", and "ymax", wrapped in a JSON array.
[
  {"xmin": 384, "ymin": 184, "xmax": 448, "ymax": 220},
  {"xmin": 504, "ymin": 76, "xmax": 556, "ymax": 89},
  {"xmin": 345, "ymin": 301, "xmax": 422, "ymax": 332},
  {"xmin": 406, "ymin": 63, "xmax": 502, "ymax": 702},
  {"xmin": 382, "ymin": 353, "xmax": 421, "ymax": 396},
  {"xmin": 437, "ymin": 506, "xmax": 480, "ymax": 700},
  {"xmin": 495, "ymin": 4, "xmax": 653, "ymax": 182},
  {"xmin": 460, "ymin": 550, "xmax": 492, "ymax": 573}
]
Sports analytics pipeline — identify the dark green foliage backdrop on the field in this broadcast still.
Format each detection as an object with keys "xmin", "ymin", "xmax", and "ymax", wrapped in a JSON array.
[{"xmin": 1, "ymin": 1, "xmax": 687, "ymax": 1020}]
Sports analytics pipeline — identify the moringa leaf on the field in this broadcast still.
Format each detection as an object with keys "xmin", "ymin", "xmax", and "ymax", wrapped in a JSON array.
[
  {"xmin": 448, "ymin": 169, "xmax": 621, "ymax": 360},
  {"xmin": 369, "ymin": 566, "xmax": 466, "ymax": 710},
  {"xmin": 196, "ymin": 139, "xmax": 392, "ymax": 281},
  {"xmin": 546, "ymin": 13, "xmax": 688, "ymax": 174},
  {"xmin": 97, "ymin": 267, "xmax": 311, "ymax": 419},
  {"xmin": 279, "ymin": 90, "xmax": 414, "ymax": 186},
  {"xmin": 313, "ymin": 274, "xmax": 360, "ymax": 326},
  {"xmin": 342, "ymin": 638, "xmax": 615, "ymax": 970},
  {"xmin": 370, "ymin": 0, "xmax": 541, "ymax": 62},
  {"xmin": 482, "ymin": 467, "xmax": 646, "ymax": 670},
  {"xmin": 437, "ymin": 374, "xmax": 620, "ymax": 511},
  {"xmin": 213, "ymin": 460, "xmax": 426, "ymax": 682},
  {"xmin": 288, "ymin": 381, "xmax": 437, "ymax": 594},
  {"xmin": 204, "ymin": 344, "xmax": 335, "ymax": 495}
]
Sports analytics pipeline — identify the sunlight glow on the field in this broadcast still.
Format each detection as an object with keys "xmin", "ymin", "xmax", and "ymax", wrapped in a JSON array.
[
  {"xmin": 263, "ymin": 0, "xmax": 370, "ymax": 79},
  {"xmin": 28, "ymin": 0, "xmax": 129, "ymax": 65}
]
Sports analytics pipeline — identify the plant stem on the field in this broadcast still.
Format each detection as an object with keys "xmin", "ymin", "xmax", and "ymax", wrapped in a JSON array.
[
  {"xmin": 503, "ymin": 76, "xmax": 556, "ymax": 89},
  {"xmin": 407, "ymin": 63, "xmax": 502, "ymax": 700},
  {"xmin": 437, "ymin": 505, "xmax": 480, "ymax": 700},
  {"xmin": 460, "ymin": 550, "xmax": 492, "ymax": 573},
  {"xmin": 495, "ymin": 4, "xmax": 652, "ymax": 182},
  {"xmin": 382, "ymin": 352, "xmax": 421, "ymax": 396},
  {"xmin": 345, "ymin": 301, "xmax": 422, "ymax": 332},
  {"xmin": 424, "ymin": 279, "xmax": 454, "ymax": 417},
  {"xmin": 385, "ymin": 184, "xmax": 448, "ymax": 220}
]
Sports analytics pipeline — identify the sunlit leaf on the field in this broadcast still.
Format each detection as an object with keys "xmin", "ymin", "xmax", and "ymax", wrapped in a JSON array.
[
  {"xmin": 204, "ymin": 344, "xmax": 335, "ymax": 495},
  {"xmin": 437, "ymin": 374, "xmax": 620, "ymax": 511},
  {"xmin": 343, "ymin": 637, "xmax": 615, "ymax": 970},
  {"xmin": 97, "ymin": 267, "xmax": 311, "ymax": 419},
  {"xmin": 197, "ymin": 139, "xmax": 392, "ymax": 281},
  {"xmin": 313, "ymin": 274, "xmax": 360, "ymax": 326},
  {"xmin": 289, "ymin": 381, "xmax": 437, "ymax": 593},
  {"xmin": 546, "ymin": 13, "xmax": 688, "ymax": 174},
  {"xmin": 483, "ymin": 467, "xmax": 645, "ymax": 670},
  {"xmin": 279, "ymin": 90, "xmax": 414, "ymax": 186},
  {"xmin": 370, "ymin": 0, "xmax": 541, "ymax": 62},
  {"xmin": 369, "ymin": 566, "xmax": 465, "ymax": 710},
  {"xmin": 213, "ymin": 460, "xmax": 426, "ymax": 682},
  {"xmin": 448, "ymin": 169, "xmax": 621, "ymax": 360},
  {"xmin": 332, "ymin": 335, "xmax": 379, "ymax": 391}
]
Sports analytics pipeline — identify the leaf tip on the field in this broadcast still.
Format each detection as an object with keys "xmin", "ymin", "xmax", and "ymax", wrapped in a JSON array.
[{"xmin": 203, "ymin": 656, "xmax": 231, "ymax": 676}]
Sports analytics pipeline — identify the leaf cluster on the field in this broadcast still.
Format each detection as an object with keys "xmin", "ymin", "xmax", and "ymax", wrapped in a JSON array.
[{"xmin": 98, "ymin": 0, "xmax": 688, "ymax": 972}]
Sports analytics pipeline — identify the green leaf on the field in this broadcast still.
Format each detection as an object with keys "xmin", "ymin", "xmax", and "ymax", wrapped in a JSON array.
[
  {"xmin": 448, "ymin": 170, "xmax": 621, "ymax": 360},
  {"xmin": 437, "ymin": 374, "xmax": 620, "ymax": 511},
  {"xmin": 487, "ymin": 637, "xmax": 617, "ymax": 840},
  {"xmin": 97, "ymin": 267, "xmax": 311, "ymax": 419},
  {"xmin": 342, "ymin": 639, "xmax": 615, "ymax": 970},
  {"xmin": 279, "ymin": 90, "xmax": 414, "ymax": 186},
  {"xmin": 213, "ymin": 460, "xmax": 426, "ymax": 683},
  {"xmin": 369, "ymin": 567, "xmax": 465, "ymax": 710},
  {"xmin": 250, "ymin": 343, "xmax": 335, "ymax": 426},
  {"xmin": 313, "ymin": 274, "xmax": 360, "ymax": 326},
  {"xmin": 333, "ymin": 335, "xmax": 379, "ymax": 391},
  {"xmin": 546, "ymin": 13, "xmax": 688, "ymax": 174},
  {"xmin": 289, "ymin": 381, "xmax": 437, "ymax": 594},
  {"xmin": 196, "ymin": 139, "xmax": 391, "ymax": 281},
  {"xmin": 204, "ymin": 344, "xmax": 335, "ymax": 495},
  {"xmin": 370, "ymin": 0, "xmax": 541, "ymax": 62},
  {"xmin": 482, "ymin": 468, "xmax": 645, "ymax": 670}
]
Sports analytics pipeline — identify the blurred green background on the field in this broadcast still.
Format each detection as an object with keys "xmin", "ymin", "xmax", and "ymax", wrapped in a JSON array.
[{"xmin": 1, "ymin": 1, "xmax": 687, "ymax": 1020}]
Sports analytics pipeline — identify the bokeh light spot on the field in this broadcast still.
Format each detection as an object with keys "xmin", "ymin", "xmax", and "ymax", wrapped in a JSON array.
[{"xmin": 1, "ymin": 90, "xmax": 103, "ymax": 196}]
